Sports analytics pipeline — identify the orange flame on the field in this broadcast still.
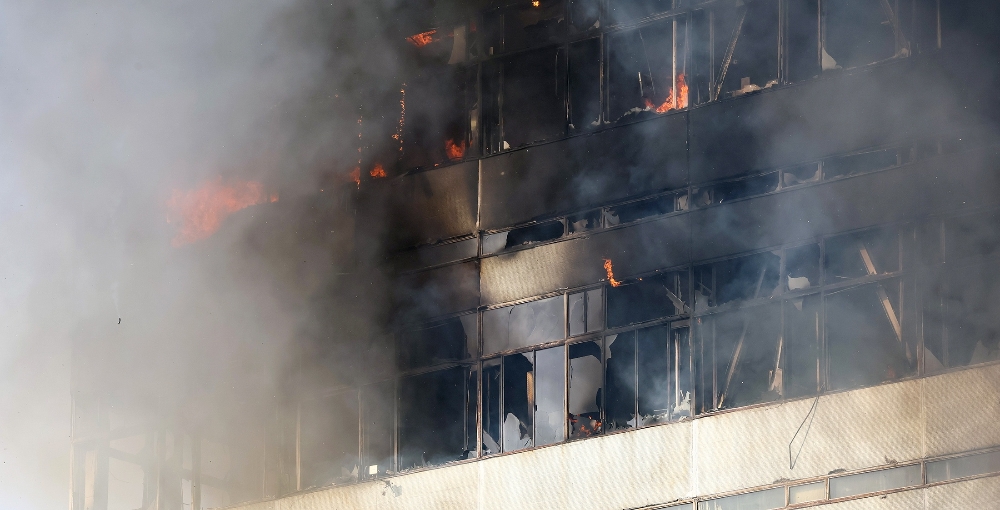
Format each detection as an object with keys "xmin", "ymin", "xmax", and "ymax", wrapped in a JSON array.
[
  {"xmin": 445, "ymin": 139, "xmax": 467, "ymax": 160},
  {"xmin": 166, "ymin": 178, "xmax": 271, "ymax": 247},
  {"xmin": 603, "ymin": 258, "xmax": 622, "ymax": 287},
  {"xmin": 645, "ymin": 73, "xmax": 689, "ymax": 114},
  {"xmin": 406, "ymin": 30, "xmax": 438, "ymax": 48},
  {"xmin": 532, "ymin": 0, "xmax": 541, "ymax": 6},
  {"xmin": 350, "ymin": 167, "xmax": 361, "ymax": 188},
  {"xmin": 370, "ymin": 163, "xmax": 387, "ymax": 178}
]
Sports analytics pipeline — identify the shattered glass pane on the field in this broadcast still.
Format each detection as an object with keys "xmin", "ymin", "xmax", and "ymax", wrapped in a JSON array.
[
  {"xmin": 503, "ymin": 353, "xmax": 534, "ymax": 452},
  {"xmin": 300, "ymin": 390, "xmax": 360, "ymax": 488},
  {"xmin": 824, "ymin": 0, "xmax": 897, "ymax": 70},
  {"xmin": 782, "ymin": 163, "xmax": 821, "ymax": 187},
  {"xmin": 361, "ymin": 381, "xmax": 394, "ymax": 478},
  {"xmin": 482, "ymin": 359, "xmax": 502, "ymax": 455},
  {"xmin": 826, "ymin": 280, "xmax": 915, "ymax": 391},
  {"xmin": 586, "ymin": 287, "xmax": 605, "ymax": 333},
  {"xmin": 785, "ymin": 243, "xmax": 820, "ymax": 291},
  {"xmin": 569, "ymin": 340, "xmax": 603, "ymax": 438},
  {"xmin": 569, "ymin": 291, "xmax": 587, "ymax": 337},
  {"xmin": 568, "ymin": 209, "xmax": 602, "ymax": 233},
  {"xmin": 708, "ymin": 304, "xmax": 782, "ymax": 410},
  {"xmin": 829, "ymin": 465, "xmax": 921, "ymax": 498},
  {"xmin": 605, "ymin": 332, "xmax": 637, "ymax": 431},
  {"xmin": 783, "ymin": 294, "xmax": 821, "ymax": 399},
  {"xmin": 607, "ymin": 271, "xmax": 687, "ymax": 328},
  {"xmin": 398, "ymin": 367, "xmax": 469, "ymax": 470},
  {"xmin": 483, "ymin": 296, "xmax": 564, "ymax": 354},
  {"xmin": 825, "ymin": 227, "xmax": 899, "ymax": 281},
  {"xmin": 535, "ymin": 346, "xmax": 566, "ymax": 446}
]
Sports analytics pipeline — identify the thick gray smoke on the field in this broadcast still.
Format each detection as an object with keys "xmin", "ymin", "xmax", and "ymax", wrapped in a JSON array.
[{"xmin": 0, "ymin": 1, "xmax": 408, "ymax": 507}]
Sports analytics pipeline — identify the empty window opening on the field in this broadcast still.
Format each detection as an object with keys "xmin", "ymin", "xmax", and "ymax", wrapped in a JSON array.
[
  {"xmin": 922, "ymin": 261, "xmax": 1000, "ymax": 371},
  {"xmin": 605, "ymin": 332, "xmax": 638, "ymax": 431},
  {"xmin": 398, "ymin": 367, "xmax": 471, "ymax": 470},
  {"xmin": 299, "ymin": 391, "xmax": 360, "ymax": 488},
  {"xmin": 823, "ymin": 148, "xmax": 900, "ymax": 179},
  {"xmin": 535, "ymin": 346, "xmax": 567, "ymax": 446},
  {"xmin": 505, "ymin": 220, "xmax": 566, "ymax": 248},
  {"xmin": 499, "ymin": 0, "xmax": 567, "ymax": 54},
  {"xmin": 825, "ymin": 227, "xmax": 900, "ymax": 281},
  {"xmin": 786, "ymin": 0, "xmax": 821, "ymax": 82},
  {"xmin": 483, "ymin": 295, "xmax": 564, "ymax": 354},
  {"xmin": 569, "ymin": 0, "xmax": 601, "ymax": 31},
  {"xmin": 944, "ymin": 211, "xmax": 1000, "ymax": 264},
  {"xmin": 695, "ymin": 251, "xmax": 781, "ymax": 309},
  {"xmin": 482, "ymin": 359, "xmax": 502, "ymax": 455},
  {"xmin": 712, "ymin": 0, "xmax": 780, "ymax": 99},
  {"xmin": 608, "ymin": 270, "xmax": 689, "ymax": 328},
  {"xmin": 638, "ymin": 324, "xmax": 692, "ymax": 425},
  {"xmin": 569, "ymin": 340, "xmax": 604, "ymax": 438},
  {"xmin": 823, "ymin": 0, "xmax": 905, "ymax": 71},
  {"xmin": 569, "ymin": 38, "xmax": 602, "ymax": 131},
  {"xmin": 500, "ymin": 47, "xmax": 568, "ymax": 148},
  {"xmin": 785, "ymin": 243, "xmax": 821, "ymax": 291},
  {"xmin": 826, "ymin": 280, "xmax": 915, "ymax": 391},
  {"xmin": 782, "ymin": 162, "xmax": 822, "ymax": 187},
  {"xmin": 502, "ymin": 353, "xmax": 535, "ymax": 452},
  {"xmin": 784, "ymin": 295, "xmax": 822, "ymax": 399},
  {"xmin": 402, "ymin": 65, "xmax": 475, "ymax": 170},
  {"xmin": 608, "ymin": 18, "xmax": 688, "ymax": 122},
  {"xmin": 568, "ymin": 209, "xmax": 603, "ymax": 233},
  {"xmin": 397, "ymin": 315, "xmax": 477, "ymax": 370},
  {"xmin": 704, "ymin": 304, "xmax": 782, "ymax": 410},
  {"xmin": 608, "ymin": 0, "xmax": 676, "ymax": 26},
  {"xmin": 605, "ymin": 193, "xmax": 678, "ymax": 226},
  {"xmin": 361, "ymin": 381, "xmax": 394, "ymax": 478},
  {"xmin": 712, "ymin": 172, "xmax": 780, "ymax": 204}
]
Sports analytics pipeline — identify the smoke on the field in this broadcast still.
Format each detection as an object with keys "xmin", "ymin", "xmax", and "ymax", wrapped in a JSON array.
[{"xmin": 0, "ymin": 0, "xmax": 411, "ymax": 507}]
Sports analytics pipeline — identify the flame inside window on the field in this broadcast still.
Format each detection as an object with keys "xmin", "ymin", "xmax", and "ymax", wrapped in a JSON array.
[
  {"xmin": 406, "ymin": 30, "xmax": 438, "ymax": 48},
  {"xmin": 445, "ymin": 139, "xmax": 467, "ymax": 160},
  {"xmin": 603, "ymin": 258, "xmax": 623, "ymax": 287},
  {"xmin": 370, "ymin": 163, "xmax": 387, "ymax": 178},
  {"xmin": 166, "ymin": 177, "xmax": 272, "ymax": 247},
  {"xmin": 644, "ymin": 73, "xmax": 689, "ymax": 113}
]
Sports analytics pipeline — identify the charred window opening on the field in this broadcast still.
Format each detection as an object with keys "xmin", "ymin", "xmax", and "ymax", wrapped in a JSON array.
[
  {"xmin": 711, "ymin": 171, "xmax": 780, "ymax": 204},
  {"xmin": 638, "ymin": 324, "xmax": 692, "ymax": 425},
  {"xmin": 398, "ymin": 366, "xmax": 472, "ymax": 470},
  {"xmin": 361, "ymin": 382, "xmax": 394, "ymax": 478},
  {"xmin": 785, "ymin": 243, "xmax": 821, "ymax": 291},
  {"xmin": 782, "ymin": 162, "xmax": 822, "ymax": 187},
  {"xmin": 700, "ymin": 304, "xmax": 783, "ymax": 410},
  {"xmin": 568, "ymin": 209, "xmax": 603, "ymax": 233},
  {"xmin": 482, "ymin": 347, "xmax": 565, "ymax": 454},
  {"xmin": 402, "ymin": 65, "xmax": 475, "ymax": 170},
  {"xmin": 605, "ymin": 332, "xmax": 638, "ymax": 431},
  {"xmin": 825, "ymin": 227, "xmax": 900, "ymax": 281},
  {"xmin": 923, "ymin": 262, "xmax": 1000, "ymax": 371},
  {"xmin": 608, "ymin": 0, "xmax": 676, "ymax": 26},
  {"xmin": 822, "ymin": 0, "xmax": 905, "ymax": 71},
  {"xmin": 481, "ymin": 358, "xmax": 502, "ymax": 455},
  {"xmin": 488, "ymin": 47, "xmax": 567, "ymax": 150},
  {"xmin": 783, "ymin": 294, "xmax": 821, "ymax": 399},
  {"xmin": 569, "ymin": 0, "xmax": 601, "ymax": 31},
  {"xmin": 712, "ymin": 0, "xmax": 780, "ymax": 99},
  {"xmin": 299, "ymin": 391, "xmax": 359, "ymax": 488},
  {"xmin": 604, "ymin": 193, "xmax": 679, "ymax": 226},
  {"xmin": 569, "ymin": 287, "xmax": 605, "ymax": 336},
  {"xmin": 569, "ymin": 38, "xmax": 602, "ymax": 131},
  {"xmin": 695, "ymin": 251, "xmax": 781, "ymax": 310},
  {"xmin": 502, "ymin": 353, "xmax": 535, "ymax": 452},
  {"xmin": 568, "ymin": 340, "xmax": 603, "ymax": 438},
  {"xmin": 485, "ymin": 0, "xmax": 567, "ymax": 55},
  {"xmin": 607, "ymin": 270, "xmax": 689, "ymax": 328},
  {"xmin": 608, "ymin": 17, "xmax": 688, "ymax": 122},
  {"xmin": 823, "ymin": 148, "xmax": 900, "ymax": 180},
  {"xmin": 786, "ymin": 0, "xmax": 821, "ymax": 82},
  {"xmin": 483, "ymin": 295, "xmax": 564, "ymax": 354},
  {"xmin": 397, "ymin": 314, "xmax": 477, "ymax": 370},
  {"xmin": 827, "ymin": 279, "xmax": 915, "ymax": 390},
  {"xmin": 506, "ymin": 220, "xmax": 566, "ymax": 248},
  {"xmin": 944, "ymin": 212, "xmax": 1000, "ymax": 264}
]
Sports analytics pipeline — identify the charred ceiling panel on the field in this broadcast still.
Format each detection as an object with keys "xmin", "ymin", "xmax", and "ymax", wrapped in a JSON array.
[
  {"xmin": 395, "ymin": 261, "xmax": 480, "ymax": 322},
  {"xmin": 389, "ymin": 161, "xmax": 478, "ymax": 248},
  {"xmin": 690, "ymin": 147, "xmax": 1000, "ymax": 262},
  {"xmin": 479, "ymin": 113, "xmax": 688, "ymax": 231},
  {"xmin": 481, "ymin": 213, "xmax": 689, "ymax": 305},
  {"xmin": 688, "ymin": 59, "xmax": 953, "ymax": 185}
]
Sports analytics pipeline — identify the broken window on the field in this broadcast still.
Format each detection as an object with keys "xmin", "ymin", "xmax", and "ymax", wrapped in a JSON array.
[
  {"xmin": 607, "ymin": 270, "xmax": 689, "ymax": 328},
  {"xmin": 785, "ymin": 243, "xmax": 821, "ymax": 291},
  {"xmin": 638, "ymin": 324, "xmax": 692, "ymax": 424},
  {"xmin": 483, "ymin": 295, "xmax": 564, "ymax": 354},
  {"xmin": 500, "ymin": 47, "xmax": 568, "ymax": 148},
  {"xmin": 569, "ymin": 286, "xmax": 605, "ymax": 336},
  {"xmin": 397, "ymin": 314, "xmax": 477, "ymax": 370},
  {"xmin": 608, "ymin": 17, "xmax": 688, "ymax": 122},
  {"xmin": 568, "ymin": 209, "xmax": 603, "ymax": 233},
  {"xmin": 944, "ymin": 211, "xmax": 1000, "ymax": 264},
  {"xmin": 922, "ymin": 261, "xmax": 1000, "ymax": 371},
  {"xmin": 711, "ymin": 0, "xmax": 780, "ymax": 99},
  {"xmin": 823, "ymin": 0, "xmax": 905, "ymax": 71},
  {"xmin": 535, "ymin": 346, "xmax": 566, "ymax": 446},
  {"xmin": 604, "ymin": 193, "xmax": 679, "ymax": 226},
  {"xmin": 505, "ymin": 220, "xmax": 566, "ymax": 248},
  {"xmin": 781, "ymin": 162, "xmax": 822, "ymax": 187},
  {"xmin": 568, "ymin": 340, "xmax": 603, "ymax": 438},
  {"xmin": 826, "ymin": 279, "xmax": 915, "ymax": 390},
  {"xmin": 783, "ymin": 294, "xmax": 821, "ymax": 399},
  {"xmin": 569, "ymin": 0, "xmax": 601, "ymax": 32},
  {"xmin": 299, "ymin": 390, "xmax": 360, "ymax": 488},
  {"xmin": 694, "ymin": 251, "xmax": 781, "ymax": 310},
  {"xmin": 605, "ymin": 332, "xmax": 638, "ymax": 431},
  {"xmin": 711, "ymin": 171, "xmax": 780, "ymax": 204},
  {"xmin": 825, "ymin": 227, "xmax": 900, "ymax": 281},
  {"xmin": 607, "ymin": 0, "xmax": 676, "ymax": 26},
  {"xmin": 361, "ymin": 381, "xmax": 394, "ymax": 478},
  {"xmin": 502, "ymin": 352, "xmax": 535, "ymax": 452},
  {"xmin": 481, "ymin": 358, "xmax": 502, "ymax": 455},
  {"xmin": 485, "ymin": 0, "xmax": 567, "ymax": 55},
  {"xmin": 823, "ymin": 148, "xmax": 900, "ymax": 180},
  {"xmin": 397, "ymin": 366, "xmax": 471, "ymax": 470},
  {"xmin": 700, "ymin": 304, "xmax": 782, "ymax": 410},
  {"xmin": 786, "ymin": 0, "xmax": 821, "ymax": 82},
  {"xmin": 402, "ymin": 64, "xmax": 475, "ymax": 170},
  {"xmin": 569, "ymin": 38, "xmax": 602, "ymax": 131}
]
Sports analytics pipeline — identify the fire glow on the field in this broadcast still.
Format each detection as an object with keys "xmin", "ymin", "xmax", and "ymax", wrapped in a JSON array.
[
  {"xmin": 166, "ymin": 178, "xmax": 275, "ymax": 247},
  {"xmin": 445, "ymin": 139, "xmax": 467, "ymax": 160},
  {"xmin": 645, "ymin": 73, "xmax": 689, "ymax": 113},
  {"xmin": 370, "ymin": 163, "xmax": 387, "ymax": 178},
  {"xmin": 603, "ymin": 258, "xmax": 622, "ymax": 287},
  {"xmin": 406, "ymin": 30, "xmax": 438, "ymax": 48}
]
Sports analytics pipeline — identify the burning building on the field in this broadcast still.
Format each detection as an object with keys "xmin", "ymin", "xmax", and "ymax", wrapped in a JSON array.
[{"xmin": 71, "ymin": 0, "xmax": 1000, "ymax": 509}]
